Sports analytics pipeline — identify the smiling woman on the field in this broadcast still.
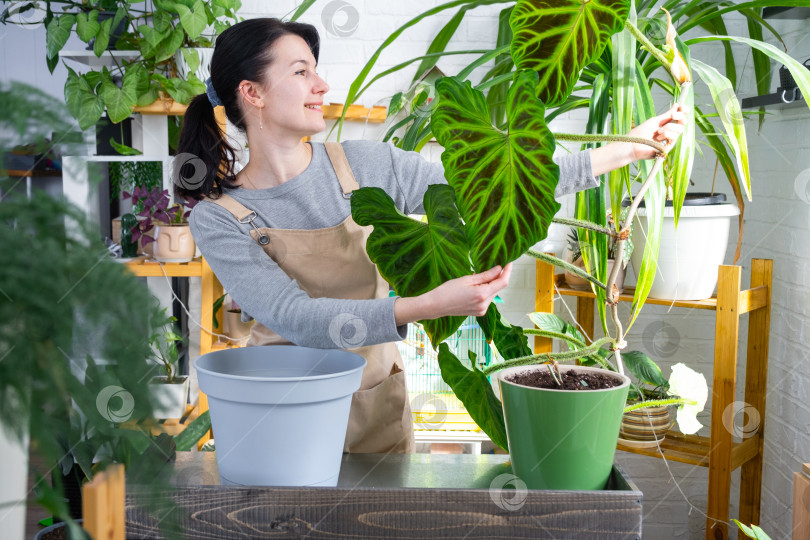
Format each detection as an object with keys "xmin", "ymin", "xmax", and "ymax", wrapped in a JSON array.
[{"xmin": 172, "ymin": 17, "xmax": 685, "ymax": 456}]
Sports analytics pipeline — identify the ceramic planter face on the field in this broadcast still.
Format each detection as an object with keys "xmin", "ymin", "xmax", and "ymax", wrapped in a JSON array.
[
  {"xmin": 496, "ymin": 365, "xmax": 630, "ymax": 490},
  {"xmin": 153, "ymin": 224, "xmax": 196, "ymax": 263}
]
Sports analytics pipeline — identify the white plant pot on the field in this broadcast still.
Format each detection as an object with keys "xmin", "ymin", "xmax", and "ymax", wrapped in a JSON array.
[
  {"xmin": 0, "ymin": 418, "xmax": 29, "ymax": 540},
  {"xmin": 630, "ymin": 200, "xmax": 739, "ymax": 300},
  {"xmin": 175, "ymin": 47, "xmax": 214, "ymax": 82},
  {"xmin": 149, "ymin": 376, "xmax": 189, "ymax": 419}
]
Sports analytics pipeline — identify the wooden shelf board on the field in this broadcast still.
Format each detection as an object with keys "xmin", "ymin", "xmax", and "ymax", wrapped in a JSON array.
[
  {"xmin": 133, "ymin": 99, "xmax": 188, "ymax": 116},
  {"xmin": 553, "ymin": 273, "xmax": 719, "ymax": 310},
  {"xmin": 123, "ymin": 256, "xmax": 202, "ymax": 277},
  {"xmin": 131, "ymin": 100, "xmax": 387, "ymax": 122},
  {"xmin": 731, "ymin": 435, "xmax": 762, "ymax": 469},
  {"xmin": 1, "ymin": 169, "xmax": 62, "ymax": 177},
  {"xmin": 740, "ymin": 285, "xmax": 768, "ymax": 314},
  {"xmin": 617, "ymin": 431, "xmax": 757, "ymax": 470}
]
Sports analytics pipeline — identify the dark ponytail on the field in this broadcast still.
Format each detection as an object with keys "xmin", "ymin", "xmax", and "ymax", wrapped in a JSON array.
[{"xmin": 174, "ymin": 18, "xmax": 320, "ymax": 202}]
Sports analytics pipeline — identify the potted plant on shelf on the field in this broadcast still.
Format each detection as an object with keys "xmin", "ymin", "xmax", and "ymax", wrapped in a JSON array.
[
  {"xmin": 0, "ymin": 0, "xmax": 244, "ymax": 129},
  {"xmin": 347, "ymin": 0, "xmax": 809, "ymax": 493},
  {"xmin": 123, "ymin": 184, "xmax": 198, "ymax": 262},
  {"xmin": 147, "ymin": 309, "xmax": 189, "ymax": 419}
]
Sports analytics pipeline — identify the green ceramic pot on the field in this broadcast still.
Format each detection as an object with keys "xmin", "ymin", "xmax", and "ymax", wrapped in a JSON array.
[{"xmin": 496, "ymin": 365, "xmax": 630, "ymax": 490}]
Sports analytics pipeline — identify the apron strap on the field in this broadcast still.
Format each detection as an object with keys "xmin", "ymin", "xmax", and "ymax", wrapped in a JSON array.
[
  {"xmin": 202, "ymin": 193, "xmax": 255, "ymax": 222},
  {"xmin": 202, "ymin": 194, "xmax": 270, "ymax": 246},
  {"xmin": 324, "ymin": 142, "xmax": 360, "ymax": 198}
]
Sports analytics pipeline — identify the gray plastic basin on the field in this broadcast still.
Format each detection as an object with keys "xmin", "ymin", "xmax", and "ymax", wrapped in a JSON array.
[{"xmin": 196, "ymin": 346, "xmax": 366, "ymax": 487}]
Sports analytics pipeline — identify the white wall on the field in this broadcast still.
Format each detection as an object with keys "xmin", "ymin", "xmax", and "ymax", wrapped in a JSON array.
[{"xmin": 3, "ymin": 3, "xmax": 808, "ymax": 538}]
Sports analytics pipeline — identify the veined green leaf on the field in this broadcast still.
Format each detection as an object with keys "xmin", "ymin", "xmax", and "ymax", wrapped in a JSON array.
[
  {"xmin": 93, "ymin": 17, "xmax": 112, "ymax": 57},
  {"xmin": 100, "ymin": 72, "xmax": 137, "ymax": 124},
  {"xmin": 432, "ymin": 71, "xmax": 561, "ymax": 271},
  {"xmin": 687, "ymin": 34, "xmax": 810, "ymax": 113},
  {"xmin": 623, "ymin": 350, "xmax": 668, "ymax": 387},
  {"xmin": 628, "ymin": 59, "xmax": 665, "ymax": 330},
  {"xmin": 46, "ymin": 14, "xmax": 76, "ymax": 60},
  {"xmin": 76, "ymin": 10, "xmax": 101, "ymax": 42},
  {"xmin": 154, "ymin": 25, "xmax": 185, "ymax": 63},
  {"xmin": 437, "ymin": 345, "xmax": 508, "ymax": 450},
  {"xmin": 176, "ymin": 0, "xmax": 207, "ymax": 40},
  {"xmin": 181, "ymin": 48, "xmax": 201, "ymax": 75},
  {"xmin": 477, "ymin": 303, "xmax": 531, "ymax": 360},
  {"xmin": 510, "ymin": 0, "xmax": 631, "ymax": 107},
  {"xmin": 692, "ymin": 59, "xmax": 751, "ymax": 201},
  {"xmin": 351, "ymin": 185, "xmax": 471, "ymax": 345},
  {"xmin": 64, "ymin": 68, "xmax": 104, "ymax": 130},
  {"xmin": 529, "ymin": 312, "xmax": 587, "ymax": 346}
]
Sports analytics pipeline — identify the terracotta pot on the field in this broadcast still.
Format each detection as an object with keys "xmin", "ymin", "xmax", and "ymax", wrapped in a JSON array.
[
  {"xmin": 223, "ymin": 309, "xmax": 254, "ymax": 342},
  {"xmin": 152, "ymin": 223, "xmax": 195, "ymax": 263},
  {"xmin": 620, "ymin": 404, "xmax": 674, "ymax": 442}
]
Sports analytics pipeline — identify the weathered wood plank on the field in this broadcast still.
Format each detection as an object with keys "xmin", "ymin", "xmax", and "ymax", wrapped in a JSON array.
[{"xmin": 124, "ymin": 454, "xmax": 642, "ymax": 540}]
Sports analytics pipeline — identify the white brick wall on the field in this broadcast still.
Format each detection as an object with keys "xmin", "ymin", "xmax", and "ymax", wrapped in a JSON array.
[{"xmin": 3, "ymin": 3, "xmax": 809, "ymax": 538}]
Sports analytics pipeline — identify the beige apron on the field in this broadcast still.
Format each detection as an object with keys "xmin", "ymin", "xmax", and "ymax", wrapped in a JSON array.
[{"xmin": 204, "ymin": 142, "xmax": 415, "ymax": 454}]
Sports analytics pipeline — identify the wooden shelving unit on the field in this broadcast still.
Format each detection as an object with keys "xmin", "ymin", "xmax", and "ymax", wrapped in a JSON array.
[{"xmin": 535, "ymin": 258, "xmax": 773, "ymax": 540}]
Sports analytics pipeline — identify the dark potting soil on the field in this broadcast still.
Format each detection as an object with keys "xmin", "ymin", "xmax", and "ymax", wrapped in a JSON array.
[
  {"xmin": 39, "ymin": 528, "xmax": 68, "ymax": 540},
  {"xmin": 506, "ymin": 369, "xmax": 624, "ymax": 390}
]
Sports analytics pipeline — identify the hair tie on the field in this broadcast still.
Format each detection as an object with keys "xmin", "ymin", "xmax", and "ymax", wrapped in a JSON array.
[{"xmin": 205, "ymin": 78, "xmax": 223, "ymax": 107}]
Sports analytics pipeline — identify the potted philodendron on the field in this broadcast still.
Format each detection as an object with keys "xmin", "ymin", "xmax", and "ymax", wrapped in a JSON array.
[
  {"xmin": 148, "ymin": 309, "xmax": 189, "ymax": 419},
  {"xmin": 338, "ymin": 0, "xmax": 810, "ymax": 306},
  {"xmin": 348, "ymin": 0, "xmax": 809, "ymax": 492},
  {"xmin": 124, "ymin": 185, "xmax": 198, "ymax": 262},
  {"xmin": 529, "ymin": 313, "xmax": 707, "ymax": 449}
]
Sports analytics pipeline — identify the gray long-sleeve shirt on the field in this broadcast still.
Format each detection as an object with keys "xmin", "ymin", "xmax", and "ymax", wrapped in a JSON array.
[{"xmin": 189, "ymin": 140, "xmax": 597, "ymax": 349}]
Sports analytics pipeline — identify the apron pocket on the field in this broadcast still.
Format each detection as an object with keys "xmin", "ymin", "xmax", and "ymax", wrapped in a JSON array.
[{"xmin": 343, "ymin": 363, "xmax": 413, "ymax": 454}]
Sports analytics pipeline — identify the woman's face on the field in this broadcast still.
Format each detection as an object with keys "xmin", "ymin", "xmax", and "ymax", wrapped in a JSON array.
[{"xmin": 255, "ymin": 34, "xmax": 329, "ymax": 138}]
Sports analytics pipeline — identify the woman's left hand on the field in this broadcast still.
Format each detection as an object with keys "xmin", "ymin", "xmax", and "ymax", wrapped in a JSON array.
[{"xmin": 628, "ymin": 103, "xmax": 689, "ymax": 160}]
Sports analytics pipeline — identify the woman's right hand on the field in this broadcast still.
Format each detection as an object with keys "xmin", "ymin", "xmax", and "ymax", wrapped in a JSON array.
[{"xmin": 394, "ymin": 263, "xmax": 513, "ymax": 325}]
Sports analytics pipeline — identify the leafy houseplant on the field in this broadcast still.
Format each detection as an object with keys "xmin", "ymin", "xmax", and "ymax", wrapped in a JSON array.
[
  {"xmin": 0, "ymin": 0, "xmax": 243, "ymax": 129},
  {"xmin": 123, "ymin": 184, "xmax": 197, "ymax": 262},
  {"xmin": 148, "ymin": 309, "xmax": 189, "ymax": 419},
  {"xmin": 346, "ymin": 0, "xmax": 810, "ymax": 492}
]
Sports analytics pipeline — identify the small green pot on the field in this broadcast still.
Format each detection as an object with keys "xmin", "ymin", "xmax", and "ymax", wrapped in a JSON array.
[{"xmin": 496, "ymin": 365, "xmax": 630, "ymax": 490}]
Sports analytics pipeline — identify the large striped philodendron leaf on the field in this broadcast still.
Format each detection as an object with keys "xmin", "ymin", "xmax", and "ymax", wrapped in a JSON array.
[
  {"xmin": 351, "ymin": 185, "xmax": 471, "ymax": 345},
  {"xmin": 510, "ymin": 0, "xmax": 631, "ymax": 107},
  {"xmin": 432, "ymin": 70, "xmax": 561, "ymax": 272}
]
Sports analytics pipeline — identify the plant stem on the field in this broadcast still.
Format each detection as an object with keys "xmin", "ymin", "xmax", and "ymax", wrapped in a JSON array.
[
  {"xmin": 624, "ymin": 20, "xmax": 673, "ymax": 75},
  {"xmin": 552, "ymin": 217, "xmax": 616, "ymax": 237},
  {"xmin": 482, "ymin": 337, "xmax": 614, "ymax": 377},
  {"xmin": 623, "ymin": 397, "xmax": 696, "ymax": 413},
  {"xmin": 526, "ymin": 250, "xmax": 606, "ymax": 291},
  {"xmin": 554, "ymin": 133, "xmax": 667, "ymax": 155}
]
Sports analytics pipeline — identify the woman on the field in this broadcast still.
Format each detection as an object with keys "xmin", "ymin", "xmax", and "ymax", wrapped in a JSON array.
[{"xmin": 176, "ymin": 18, "xmax": 686, "ymax": 455}]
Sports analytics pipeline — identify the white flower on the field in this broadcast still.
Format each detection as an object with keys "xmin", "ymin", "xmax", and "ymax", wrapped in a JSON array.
[{"xmin": 667, "ymin": 363, "xmax": 708, "ymax": 435}]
